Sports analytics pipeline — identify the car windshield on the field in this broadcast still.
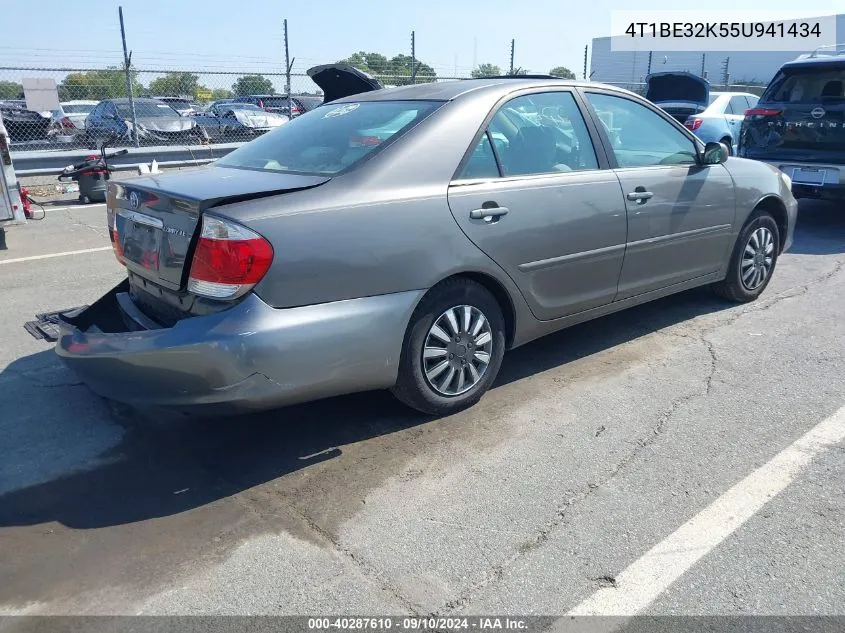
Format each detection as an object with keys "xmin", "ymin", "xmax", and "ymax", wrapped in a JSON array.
[
  {"xmin": 763, "ymin": 66, "xmax": 845, "ymax": 102},
  {"xmin": 117, "ymin": 101, "xmax": 177, "ymax": 117},
  {"xmin": 63, "ymin": 104, "xmax": 95, "ymax": 114},
  {"xmin": 216, "ymin": 100, "xmax": 442, "ymax": 175}
]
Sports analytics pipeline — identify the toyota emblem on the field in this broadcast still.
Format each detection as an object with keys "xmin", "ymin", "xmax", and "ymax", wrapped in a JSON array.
[
  {"xmin": 811, "ymin": 107, "xmax": 826, "ymax": 119},
  {"xmin": 129, "ymin": 191, "xmax": 139, "ymax": 210}
]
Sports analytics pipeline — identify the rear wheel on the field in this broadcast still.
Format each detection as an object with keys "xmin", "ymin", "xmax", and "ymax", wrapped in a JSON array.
[
  {"xmin": 712, "ymin": 211, "xmax": 779, "ymax": 303},
  {"xmin": 721, "ymin": 137, "xmax": 734, "ymax": 156},
  {"xmin": 392, "ymin": 278, "xmax": 506, "ymax": 415}
]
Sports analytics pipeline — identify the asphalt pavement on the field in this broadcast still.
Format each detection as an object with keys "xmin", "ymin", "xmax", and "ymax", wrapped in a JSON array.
[{"xmin": 0, "ymin": 198, "xmax": 843, "ymax": 618}]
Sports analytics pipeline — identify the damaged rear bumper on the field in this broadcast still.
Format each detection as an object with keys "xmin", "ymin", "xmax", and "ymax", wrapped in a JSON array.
[{"xmin": 56, "ymin": 280, "xmax": 423, "ymax": 413}]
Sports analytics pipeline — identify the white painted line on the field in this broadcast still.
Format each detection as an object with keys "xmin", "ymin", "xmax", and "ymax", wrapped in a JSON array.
[
  {"xmin": 567, "ymin": 404, "xmax": 845, "ymax": 617},
  {"xmin": 0, "ymin": 246, "xmax": 112, "ymax": 265},
  {"xmin": 44, "ymin": 203, "xmax": 106, "ymax": 212}
]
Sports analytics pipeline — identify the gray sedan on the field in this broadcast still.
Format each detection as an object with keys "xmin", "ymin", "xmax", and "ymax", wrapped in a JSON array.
[
  {"xmin": 193, "ymin": 102, "xmax": 288, "ymax": 141},
  {"xmin": 57, "ymin": 70, "xmax": 797, "ymax": 416}
]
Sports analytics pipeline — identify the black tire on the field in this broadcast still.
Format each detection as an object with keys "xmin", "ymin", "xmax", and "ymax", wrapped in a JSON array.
[
  {"xmin": 721, "ymin": 137, "xmax": 733, "ymax": 156},
  {"xmin": 712, "ymin": 210, "xmax": 780, "ymax": 303},
  {"xmin": 391, "ymin": 278, "xmax": 506, "ymax": 415}
]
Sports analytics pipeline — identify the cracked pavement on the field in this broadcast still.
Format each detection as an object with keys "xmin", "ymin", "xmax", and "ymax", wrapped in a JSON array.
[{"xmin": 1, "ymin": 199, "xmax": 844, "ymax": 616}]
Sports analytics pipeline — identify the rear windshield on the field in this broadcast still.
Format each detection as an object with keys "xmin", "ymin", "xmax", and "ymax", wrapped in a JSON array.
[
  {"xmin": 763, "ymin": 66, "xmax": 845, "ymax": 103},
  {"xmin": 256, "ymin": 97, "xmax": 289, "ymax": 107},
  {"xmin": 216, "ymin": 100, "xmax": 442, "ymax": 175},
  {"xmin": 296, "ymin": 96, "xmax": 323, "ymax": 110},
  {"xmin": 117, "ymin": 101, "xmax": 177, "ymax": 117},
  {"xmin": 162, "ymin": 99, "xmax": 192, "ymax": 110}
]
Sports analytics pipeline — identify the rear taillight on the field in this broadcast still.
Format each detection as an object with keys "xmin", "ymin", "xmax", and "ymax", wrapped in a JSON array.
[
  {"xmin": 107, "ymin": 206, "xmax": 125, "ymax": 265},
  {"xmin": 188, "ymin": 215, "xmax": 274, "ymax": 299},
  {"xmin": 684, "ymin": 117, "xmax": 703, "ymax": 131},
  {"xmin": 60, "ymin": 116, "xmax": 76, "ymax": 129},
  {"xmin": 291, "ymin": 106, "xmax": 302, "ymax": 115},
  {"xmin": 265, "ymin": 107, "xmax": 273, "ymax": 112},
  {"xmin": 745, "ymin": 108, "xmax": 782, "ymax": 117}
]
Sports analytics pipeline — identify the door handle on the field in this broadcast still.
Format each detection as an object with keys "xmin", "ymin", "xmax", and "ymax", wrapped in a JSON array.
[
  {"xmin": 470, "ymin": 206, "xmax": 509, "ymax": 220},
  {"xmin": 626, "ymin": 190, "xmax": 653, "ymax": 202}
]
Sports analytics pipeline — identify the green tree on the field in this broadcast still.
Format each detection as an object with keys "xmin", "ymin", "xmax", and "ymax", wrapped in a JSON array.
[
  {"xmin": 0, "ymin": 80, "xmax": 22, "ymax": 99},
  {"xmin": 148, "ymin": 72, "xmax": 202, "ymax": 97},
  {"xmin": 549, "ymin": 66, "xmax": 576, "ymax": 79},
  {"xmin": 510, "ymin": 67, "xmax": 529, "ymax": 75},
  {"xmin": 471, "ymin": 63, "xmax": 501, "ymax": 78},
  {"xmin": 339, "ymin": 51, "xmax": 438, "ymax": 85},
  {"xmin": 59, "ymin": 68, "xmax": 143, "ymax": 100},
  {"xmin": 232, "ymin": 74, "xmax": 275, "ymax": 96},
  {"xmin": 211, "ymin": 88, "xmax": 234, "ymax": 100},
  {"xmin": 340, "ymin": 51, "xmax": 391, "ymax": 75}
]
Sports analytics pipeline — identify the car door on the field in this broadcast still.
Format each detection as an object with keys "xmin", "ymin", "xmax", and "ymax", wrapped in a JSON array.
[
  {"xmin": 447, "ymin": 90, "xmax": 628, "ymax": 321},
  {"xmin": 85, "ymin": 102, "xmax": 105, "ymax": 139},
  {"xmin": 582, "ymin": 90, "xmax": 736, "ymax": 300}
]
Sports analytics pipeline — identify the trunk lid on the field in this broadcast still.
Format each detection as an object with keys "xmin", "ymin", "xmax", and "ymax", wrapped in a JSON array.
[
  {"xmin": 112, "ymin": 166, "xmax": 330, "ymax": 294},
  {"xmin": 646, "ymin": 72, "xmax": 710, "ymax": 122},
  {"xmin": 739, "ymin": 61, "xmax": 845, "ymax": 164},
  {"xmin": 306, "ymin": 64, "xmax": 383, "ymax": 104}
]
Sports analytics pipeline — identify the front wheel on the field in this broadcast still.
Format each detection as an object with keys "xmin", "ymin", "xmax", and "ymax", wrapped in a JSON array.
[
  {"xmin": 391, "ymin": 278, "xmax": 506, "ymax": 415},
  {"xmin": 712, "ymin": 211, "xmax": 780, "ymax": 303}
]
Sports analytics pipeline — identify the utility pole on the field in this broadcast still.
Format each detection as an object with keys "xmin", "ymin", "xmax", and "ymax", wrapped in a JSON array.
[
  {"xmin": 284, "ymin": 19, "xmax": 292, "ymax": 116},
  {"xmin": 700, "ymin": 53, "xmax": 706, "ymax": 77},
  {"xmin": 118, "ymin": 6, "xmax": 139, "ymax": 148},
  {"xmin": 585, "ymin": 45, "xmax": 590, "ymax": 80},
  {"xmin": 473, "ymin": 37, "xmax": 477, "ymax": 72},
  {"xmin": 411, "ymin": 30, "xmax": 417, "ymax": 84},
  {"xmin": 721, "ymin": 57, "xmax": 730, "ymax": 90},
  {"xmin": 509, "ymin": 39, "xmax": 515, "ymax": 75},
  {"xmin": 647, "ymin": 50, "xmax": 653, "ymax": 76}
]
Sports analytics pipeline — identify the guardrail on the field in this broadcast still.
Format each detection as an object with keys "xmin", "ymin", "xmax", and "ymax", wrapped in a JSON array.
[{"xmin": 10, "ymin": 142, "xmax": 241, "ymax": 177}]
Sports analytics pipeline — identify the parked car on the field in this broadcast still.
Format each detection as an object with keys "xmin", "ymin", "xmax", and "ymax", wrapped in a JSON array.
[
  {"xmin": 154, "ymin": 96, "xmax": 198, "ymax": 116},
  {"xmin": 50, "ymin": 100, "xmax": 100, "ymax": 141},
  {"xmin": 739, "ymin": 46, "xmax": 845, "ymax": 203},
  {"xmin": 85, "ymin": 98, "xmax": 209, "ymax": 147},
  {"xmin": 233, "ymin": 94, "xmax": 323, "ymax": 117},
  {"xmin": 681, "ymin": 92, "xmax": 760, "ymax": 155},
  {"xmin": 0, "ymin": 102, "xmax": 51, "ymax": 142},
  {"xmin": 192, "ymin": 102, "xmax": 288, "ymax": 140},
  {"xmin": 58, "ymin": 66, "xmax": 796, "ymax": 416},
  {"xmin": 645, "ymin": 72, "xmax": 711, "ymax": 123}
]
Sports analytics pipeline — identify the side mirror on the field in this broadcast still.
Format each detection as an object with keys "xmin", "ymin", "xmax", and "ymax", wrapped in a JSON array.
[{"xmin": 701, "ymin": 141, "xmax": 729, "ymax": 165}]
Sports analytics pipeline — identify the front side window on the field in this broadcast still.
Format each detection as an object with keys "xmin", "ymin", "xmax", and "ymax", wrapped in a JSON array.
[
  {"xmin": 459, "ymin": 91, "xmax": 599, "ymax": 179},
  {"xmin": 216, "ymin": 100, "xmax": 442, "ymax": 175},
  {"xmin": 585, "ymin": 92, "xmax": 698, "ymax": 168}
]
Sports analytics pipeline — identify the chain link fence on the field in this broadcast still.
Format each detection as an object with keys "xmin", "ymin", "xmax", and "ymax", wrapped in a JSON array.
[
  {"xmin": 0, "ymin": 57, "xmax": 770, "ymax": 153},
  {"xmin": 0, "ymin": 65, "xmax": 469, "ymax": 151}
]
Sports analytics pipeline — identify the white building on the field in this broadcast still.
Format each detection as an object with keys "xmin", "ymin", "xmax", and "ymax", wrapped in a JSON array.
[{"xmin": 589, "ymin": 14, "xmax": 845, "ymax": 89}]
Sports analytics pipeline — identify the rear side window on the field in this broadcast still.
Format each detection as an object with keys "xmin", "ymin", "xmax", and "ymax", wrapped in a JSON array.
[
  {"xmin": 763, "ymin": 66, "xmax": 845, "ymax": 103},
  {"xmin": 727, "ymin": 95, "xmax": 750, "ymax": 114},
  {"xmin": 216, "ymin": 100, "xmax": 442, "ymax": 175}
]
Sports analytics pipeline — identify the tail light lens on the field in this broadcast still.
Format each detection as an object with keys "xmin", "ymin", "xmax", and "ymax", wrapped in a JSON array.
[
  {"xmin": 107, "ymin": 206, "xmax": 125, "ymax": 265},
  {"xmin": 684, "ymin": 117, "xmax": 703, "ymax": 131},
  {"xmin": 188, "ymin": 216, "xmax": 274, "ymax": 299},
  {"xmin": 745, "ymin": 108, "xmax": 782, "ymax": 117},
  {"xmin": 60, "ymin": 116, "xmax": 76, "ymax": 129}
]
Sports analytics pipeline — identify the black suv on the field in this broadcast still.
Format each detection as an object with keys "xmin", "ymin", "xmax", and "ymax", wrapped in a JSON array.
[{"xmin": 739, "ymin": 46, "xmax": 845, "ymax": 202}]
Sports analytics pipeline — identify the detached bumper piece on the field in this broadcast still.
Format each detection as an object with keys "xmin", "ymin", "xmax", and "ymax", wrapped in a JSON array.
[{"xmin": 24, "ymin": 306, "xmax": 90, "ymax": 342}]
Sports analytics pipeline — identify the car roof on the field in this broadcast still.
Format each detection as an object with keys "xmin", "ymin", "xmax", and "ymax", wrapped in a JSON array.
[
  {"xmin": 782, "ymin": 54, "xmax": 845, "ymax": 69},
  {"xmin": 331, "ymin": 77, "xmax": 629, "ymax": 104}
]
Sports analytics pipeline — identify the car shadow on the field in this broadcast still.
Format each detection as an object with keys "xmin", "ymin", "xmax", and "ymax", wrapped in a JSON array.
[
  {"xmin": 0, "ymin": 284, "xmax": 733, "ymax": 537},
  {"xmin": 788, "ymin": 199, "xmax": 845, "ymax": 255}
]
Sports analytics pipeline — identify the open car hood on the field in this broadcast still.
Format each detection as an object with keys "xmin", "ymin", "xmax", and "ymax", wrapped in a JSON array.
[
  {"xmin": 645, "ymin": 72, "xmax": 710, "ymax": 105},
  {"xmin": 307, "ymin": 64, "xmax": 383, "ymax": 104}
]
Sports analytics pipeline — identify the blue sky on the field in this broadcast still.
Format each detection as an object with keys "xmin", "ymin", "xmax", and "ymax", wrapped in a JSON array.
[{"xmin": 1, "ymin": 0, "xmax": 842, "ymax": 83}]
